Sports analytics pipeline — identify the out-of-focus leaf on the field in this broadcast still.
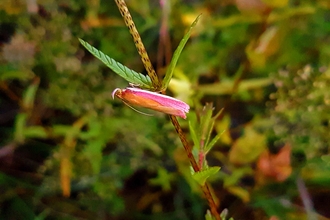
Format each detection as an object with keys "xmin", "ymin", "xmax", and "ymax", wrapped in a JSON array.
[
  {"xmin": 23, "ymin": 126, "xmax": 48, "ymax": 139},
  {"xmin": 268, "ymin": 6, "xmax": 315, "ymax": 22},
  {"xmin": 22, "ymin": 78, "xmax": 39, "ymax": 110},
  {"xmin": 227, "ymin": 185, "xmax": 250, "ymax": 203},
  {"xmin": 149, "ymin": 167, "xmax": 174, "ymax": 192},
  {"xmin": 246, "ymin": 26, "xmax": 282, "ymax": 69},
  {"xmin": 84, "ymin": 138, "xmax": 104, "ymax": 174},
  {"xmin": 223, "ymin": 167, "xmax": 253, "ymax": 187},
  {"xmin": 79, "ymin": 38, "xmax": 152, "ymax": 89},
  {"xmin": 229, "ymin": 124, "xmax": 266, "ymax": 165},
  {"xmin": 213, "ymin": 5, "xmax": 315, "ymax": 28},
  {"xmin": 321, "ymin": 155, "xmax": 330, "ymax": 165},
  {"xmin": 52, "ymin": 125, "xmax": 73, "ymax": 136},
  {"xmin": 204, "ymin": 210, "xmax": 214, "ymax": 220},
  {"xmin": 0, "ymin": 0, "xmax": 25, "ymax": 14},
  {"xmin": 189, "ymin": 120, "xmax": 200, "ymax": 149},
  {"xmin": 60, "ymin": 150, "xmax": 72, "ymax": 197},
  {"xmin": 197, "ymin": 78, "xmax": 272, "ymax": 95},
  {"xmin": 261, "ymin": 0, "xmax": 288, "ymax": 8},
  {"xmin": 0, "ymin": 69, "xmax": 34, "ymax": 81},
  {"xmin": 161, "ymin": 15, "xmax": 200, "ymax": 91},
  {"xmin": 192, "ymin": 166, "xmax": 221, "ymax": 186},
  {"xmin": 14, "ymin": 113, "xmax": 27, "ymax": 143},
  {"xmin": 301, "ymin": 158, "xmax": 330, "ymax": 186},
  {"xmin": 34, "ymin": 210, "xmax": 50, "ymax": 220},
  {"xmin": 12, "ymin": 78, "xmax": 40, "ymax": 143},
  {"xmin": 220, "ymin": 209, "xmax": 234, "ymax": 220},
  {"xmin": 82, "ymin": 118, "xmax": 106, "ymax": 175},
  {"xmin": 256, "ymin": 143, "xmax": 292, "ymax": 183},
  {"xmin": 234, "ymin": 0, "xmax": 269, "ymax": 14},
  {"xmin": 213, "ymin": 13, "xmax": 261, "ymax": 27},
  {"xmin": 168, "ymin": 76, "xmax": 192, "ymax": 104},
  {"xmin": 59, "ymin": 114, "xmax": 90, "ymax": 197},
  {"xmin": 215, "ymin": 114, "xmax": 232, "ymax": 145}
]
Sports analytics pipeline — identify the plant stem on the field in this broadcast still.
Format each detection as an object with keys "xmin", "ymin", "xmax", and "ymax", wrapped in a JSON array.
[
  {"xmin": 114, "ymin": 1, "xmax": 221, "ymax": 219},
  {"xmin": 114, "ymin": 0, "xmax": 160, "ymax": 89},
  {"xmin": 169, "ymin": 116, "xmax": 221, "ymax": 220}
]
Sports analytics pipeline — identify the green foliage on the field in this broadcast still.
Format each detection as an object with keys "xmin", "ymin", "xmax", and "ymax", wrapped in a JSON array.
[
  {"xmin": 192, "ymin": 166, "xmax": 221, "ymax": 186},
  {"xmin": 205, "ymin": 209, "xmax": 233, "ymax": 220},
  {"xmin": 189, "ymin": 103, "xmax": 223, "ymax": 155},
  {"xmin": 79, "ymin": 38, "xmax": 153, "ymax": 89},
  {"xmin": 1, "ymin": 0, "xmax": 330, "ymax": 219},
  {"xmin": 149, "ymin": 167, "xmax": 175, "ymax": 191},
  {"xmin": 270, "ymin": 65, "xmax": 330, "ymax": 158},
  {"xmin": 161, "ymin": 15, "xmax": 200, "ymax": 91}
]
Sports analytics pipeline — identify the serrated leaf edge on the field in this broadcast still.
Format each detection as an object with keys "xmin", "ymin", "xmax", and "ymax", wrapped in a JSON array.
[{"xmin": 79, "ymin": 38, "xmax": 153, "ymax": 89}]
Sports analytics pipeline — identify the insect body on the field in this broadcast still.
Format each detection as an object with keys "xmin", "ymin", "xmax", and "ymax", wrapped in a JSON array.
[{"xmin": 112, "ymin": 88, "xmax": 190, "ymax": 119}]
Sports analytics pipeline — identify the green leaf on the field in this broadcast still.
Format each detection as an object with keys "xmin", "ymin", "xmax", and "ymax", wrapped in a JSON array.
[
  {"xmin": 79, "ymin": 38, "xmax": 153, "ymax": 89},
  {"xmin": 84, "ymin": 138, "xmax": 105, "ymax": 174},
  {"xmin": 229, "ymin": 125, "xmax": 266, "ymax": 164},
  {"xmin": 23, "ymin": 126, "xmax": 48, "ymax": 139},
  {"xmin": 149, "ymin": 167, "xmax": 174, "ymax": 192},
  {"xmin": 192, "ymin": 166, "xmax": 221, "ymax": 186},
  {"xmin": 52, "ymin": 125, "xmax": 73, "ymax": 136},
  {"xmin": 205, "ymin": 210, "xmax": 215, "ymax": 220},
  {"xmin": 0, "ymin": 68, "xmax": 34, "ymax": 81},
  {"xmin": 200, "ymin": 103, "xmax": 214, "ymax": 148},
  {"xmin": 14, "ymin": 113, "xmax": 28, "ymax": 143},
  {"xmin": 189, "ymin": 120, "xmax": 200, "ymax": 149},
  {"xmin": 82, "ymin": 118, "xmax": 106, "ymax": 175},
  {"xmin": 161, "ymin": 15, "xmax": 201, "ymax": 91},
  {"xmin": 22, "ymin": 78, "xmax": 39, "ymax": 110},
  {"xmin": 220, "ymin": 209, "xmax": 234, "ymax": 220},
  {"xmin": 197, "ymin": 78, "xmax": 272, "ymax": 95},
  {"xmin": 205, "ymin": 130, "xmax": 224, "ymax": 153}
]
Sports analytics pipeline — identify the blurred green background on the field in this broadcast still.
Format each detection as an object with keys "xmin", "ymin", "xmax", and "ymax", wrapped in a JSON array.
[{"xmin": 1, "ymin": 0, "xmax": 330, "ymax": 219}]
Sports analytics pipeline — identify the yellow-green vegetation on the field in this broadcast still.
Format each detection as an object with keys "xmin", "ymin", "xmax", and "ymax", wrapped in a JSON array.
[{"xmin": 0, "ymin": 0, "xmax": 329, "ymax": 219}]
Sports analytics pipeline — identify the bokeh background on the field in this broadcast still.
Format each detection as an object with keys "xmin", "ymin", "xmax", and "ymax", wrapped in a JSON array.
[{"xmin": 1, "ymin": 0, "xmax": 330, "ymax": 219}]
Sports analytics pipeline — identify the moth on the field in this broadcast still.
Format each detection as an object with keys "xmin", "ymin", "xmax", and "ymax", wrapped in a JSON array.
[{"xmin": 112, "ymin": 87, "xmax": 189, "ymax": 119}]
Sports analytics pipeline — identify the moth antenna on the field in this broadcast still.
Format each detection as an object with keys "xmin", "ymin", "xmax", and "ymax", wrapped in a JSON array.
[
  {"xmin": 122, "ymin": 100, "xmax": 154, "ymax": 117},
  {"xmin": 112, "ymin": 88, "xmax": 121, "ymax": 99}
]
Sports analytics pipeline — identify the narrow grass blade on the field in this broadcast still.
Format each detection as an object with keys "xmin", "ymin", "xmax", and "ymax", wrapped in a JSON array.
[
  {"xmin": 79, "ymin": 38, "xmax": 153, "ymax": 89},
  {"xmin": 205, "ymin": 130, "xmax": 224, "ymax": 154},
  {"xmin": 189, "ymin": 120, "xmax": 200, "ymax": 149},
  {"xmin": 161, "ymin": 15, "xmax": 201, "ymax": 91},
  {"xmin": 200, "ymin": 103, "xmax": 214, "ymax": 148}
]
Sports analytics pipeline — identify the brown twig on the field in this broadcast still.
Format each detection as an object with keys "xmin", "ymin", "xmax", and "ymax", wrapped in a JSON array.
[{"xmin": 114, "ymin": 1, "xmax": 221, "ymax": 219}]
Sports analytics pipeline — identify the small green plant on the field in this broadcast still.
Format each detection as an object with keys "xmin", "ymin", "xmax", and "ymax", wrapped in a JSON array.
[{"xmin": 79, "ymin": 1, "xmax": 223, "ymax": 218}]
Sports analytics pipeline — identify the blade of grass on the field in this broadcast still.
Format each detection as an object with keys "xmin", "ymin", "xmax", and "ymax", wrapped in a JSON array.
[
  {"xmin": 161, "ymin": 15, "xmax": 201, "ymax": 91},
  {"xmin": 189, "ymin": 120, "xmax": 200, "ymax": 150},
  {"xmin": 205, "ymin": 131, "xmax": 224, "ymax": 154}
]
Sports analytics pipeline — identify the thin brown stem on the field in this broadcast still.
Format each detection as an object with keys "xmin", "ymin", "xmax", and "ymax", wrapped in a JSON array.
[
  {"xmin": 114, "ymin": 1, "xmax": 221, "ymax": 219},
  {"xmin": 114, "ymin": 0, "xmax": 160, "ymax": 89},
  {"xmin": 169, "ymin": 115, "xmax": 221, "ymax": 220},
  {"xmin": 169, "ymin": 115, "xmax": 199, "ymax": 171}
]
